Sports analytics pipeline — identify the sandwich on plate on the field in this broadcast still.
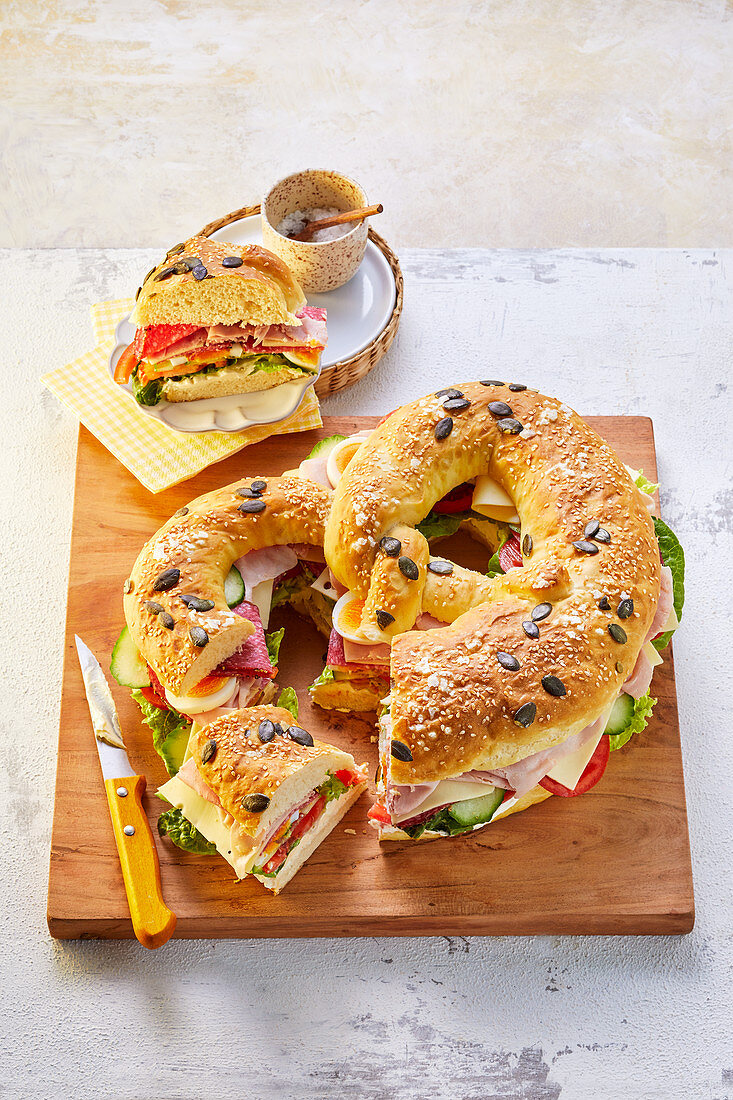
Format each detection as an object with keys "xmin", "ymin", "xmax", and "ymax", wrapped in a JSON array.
[
  {"xmin": 113, "ymin": 236, "xmax": 326, "ymax": 407},
  {"xmin": 157, "ymin": 706, "xmax": 367, "ymax": 891}
]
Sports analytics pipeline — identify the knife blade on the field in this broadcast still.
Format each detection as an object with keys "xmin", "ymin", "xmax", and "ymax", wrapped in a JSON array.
[{"xmin": 75, "ymin": 635, "xmax": 176, "ymax": 949}]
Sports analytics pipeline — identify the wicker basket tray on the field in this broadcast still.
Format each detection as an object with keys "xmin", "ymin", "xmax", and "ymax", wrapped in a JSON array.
[{"xmin": 198, "ymin": 204, "xmax": 403, "ymax": 398}]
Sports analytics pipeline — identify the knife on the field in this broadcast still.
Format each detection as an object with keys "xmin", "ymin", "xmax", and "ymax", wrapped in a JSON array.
[{"xmin": 75, "ymin": 635, "xmax": 176, "ymax": 949}]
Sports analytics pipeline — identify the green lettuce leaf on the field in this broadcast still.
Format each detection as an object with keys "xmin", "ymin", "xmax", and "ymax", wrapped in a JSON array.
[
  {"xmin": 652, "ymin": 516, "xmax": 685, "ymax": 650},
  {"xmin": 416, "ymin": 510, "xmax": 464, "ymax": 541},
  {"xmin": 130, "ymin": 689, "xmax": 191, "ymax": 776},
  {"xmin": 608, "ymin": 693, "xmax": 657, "ymax": 752},
  {"xmin": 157, "ymin": 807, "xmax": 216, "ymax": 854},
  {"xmin": 402, "ymin": 806, "xmax": 471, "ymax": 840},
  {"xmin": 486, "ymin": 529, "xmax": 512, "ymax": 577},
  {"xmin": 271, "ymin": 574, "xmax": 309, "ymax": 610},
  {"xmin": 319, "ymin": 771, "xmax": 349, "ymax": 803},
  {"xmin": 311, "ymin": 667, "xmax": 336, "ymax": 687},
  {"xmin": 245, "ymin": 353, "xmax": 308, "ymax": 374},
  {"xmin": 131, "ymin": 369, "xmax": 163, "ymax": 407},
  {"xmin": 266, "ymin": 627, "xmax": 285, "ymax": 667},
  {"xmin": 634, "ymin": 469, "xmax": 659, "ymax": 495},
  {"xmin": 277, "ymin": 686, "xmax": 299, "ymax": 719}
]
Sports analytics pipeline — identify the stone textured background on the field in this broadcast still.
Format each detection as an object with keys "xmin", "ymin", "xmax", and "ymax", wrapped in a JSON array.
[
  {"xmin": 1, "ymin": 0, "xmax": 731, "ymax": 248},
  {"xmin": 1, "ymin": 1, "xmax": 732, "ymax": 1097}
]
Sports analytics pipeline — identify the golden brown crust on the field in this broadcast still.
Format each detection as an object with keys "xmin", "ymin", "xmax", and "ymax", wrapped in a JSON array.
[
  {"xmin": 124, "ymin": 475, "xmax": 331, "ymax": 695},
  {"xmin": 360, "ymin": 524, "xmax": 429, "ymax": 641},
  {"xmin": 190, "ymin": 706, "xmax": 355, "ymax": 839},
  {"xmin": 132, "ymin": 236, "xmax": 306, "ymax": 327},
  {"xmin": 325, "ymin": 384, "xmax": 661, "ymax": 782}
]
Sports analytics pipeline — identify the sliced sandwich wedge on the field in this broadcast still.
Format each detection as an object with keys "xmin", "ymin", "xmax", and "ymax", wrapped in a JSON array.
[
  {"xmin": 114, "ymin": 236, "xmax": 326, "ymax": 406},
  {"xmin": 158, "ymin": 706, "xmax": 367, "ymax": 892}
]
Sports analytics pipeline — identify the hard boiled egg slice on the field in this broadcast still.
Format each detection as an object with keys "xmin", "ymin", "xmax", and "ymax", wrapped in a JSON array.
[
  {"xmin": 165, "ymin": 674, "xmax": 238, "ymax": 715},
  {"xmin": 326, "ymin": 430, "xmax": 373, "ymax": 488},
  {"xmin": 332, "ymin": 590, "xmax": 373, "ymax": 645},
  {"xmin": 283, "ymin": 347, "xmax": 321, "ymax": 370},
  {"xmin": 471, "ymin": 475, "xmax": 520, "ymax": 524}
]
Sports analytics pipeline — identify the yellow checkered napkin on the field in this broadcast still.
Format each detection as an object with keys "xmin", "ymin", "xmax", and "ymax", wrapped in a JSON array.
[{"xmin": 41, "ymin": 298, "xmax": 322, "ymax": 494}]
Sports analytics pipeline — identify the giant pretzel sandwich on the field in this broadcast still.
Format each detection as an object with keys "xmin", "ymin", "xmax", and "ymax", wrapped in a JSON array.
[
  {"xmin": 113, "ymin": 382, "xmax": 682, "ymax": 880},
  {"xmin": 324, "ymin": 382, "xmax": 679, "ymax": 840}
]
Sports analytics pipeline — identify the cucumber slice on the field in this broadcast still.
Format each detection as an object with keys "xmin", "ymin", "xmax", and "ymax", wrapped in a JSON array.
[
  {"xmin": 447, "ymin": 787, "xmax": 505, "ymax": 828},
  {"xmin": 307, "ymin": 434, "xmax": 346, "ymax": 458},
  {"xmin": 604, "ymin": 693, "xmax": 635, "ymax": 736},
  {"xmin": 110, "ymin": 626, "xmax": 149, "ymax": 688},
  {"xmin": 224, "ymin": 565, "xmax": 244, "ymax": 608}
]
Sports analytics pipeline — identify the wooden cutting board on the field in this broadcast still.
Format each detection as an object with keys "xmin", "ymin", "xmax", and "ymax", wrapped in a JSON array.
[{"xmin": 47, "ymin": 418, "xmax": 694, "ymax": 939}]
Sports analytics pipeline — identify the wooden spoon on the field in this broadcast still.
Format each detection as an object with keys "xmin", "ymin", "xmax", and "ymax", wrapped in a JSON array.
[{"xmin": 291, "ymin": 204, "xmax": 383, "ymax": 242}]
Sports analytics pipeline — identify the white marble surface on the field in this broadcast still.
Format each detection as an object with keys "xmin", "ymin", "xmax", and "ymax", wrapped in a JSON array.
[
  {"xmin": 2, "ymin": 0, "xmax": 732, "ymax": 249},
  {"xmin": 1, "ymin": 246, "xmax": 731, "ymax": 1098}
]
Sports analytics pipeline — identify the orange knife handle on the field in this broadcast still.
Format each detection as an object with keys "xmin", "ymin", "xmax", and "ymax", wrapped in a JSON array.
[{"xmin": 104, "ymin": 774, "xmax": 176, "ymax": 949}]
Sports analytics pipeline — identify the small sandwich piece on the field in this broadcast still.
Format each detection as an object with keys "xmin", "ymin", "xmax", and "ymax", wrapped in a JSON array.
[
  {"xmin": 113, "ymin": 236, "xmax": 326, "ymax": 406},
  {"xmin": 158, "ymin": 706, "xmax": 368, "ymax": 892}
]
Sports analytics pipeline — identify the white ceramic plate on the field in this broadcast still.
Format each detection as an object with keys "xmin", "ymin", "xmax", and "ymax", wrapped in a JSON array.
[{"xmin": 109, "ymin": 224, "xmax": 397, "ymax": 434}]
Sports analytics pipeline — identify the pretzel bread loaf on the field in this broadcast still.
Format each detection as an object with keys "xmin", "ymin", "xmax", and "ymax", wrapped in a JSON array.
[{"xmin": 124, "ymin": 475, "xmax": 330, "ymax": 695}]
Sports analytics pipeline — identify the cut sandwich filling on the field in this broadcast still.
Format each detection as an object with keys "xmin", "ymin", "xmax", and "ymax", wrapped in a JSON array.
[
  {"xmin": 119, "ymin": 307, "xmax": 326, "ymax": 405},
  {"xmin": 158, "ymin": 764, "xmax": 364, "ymax": 881},
  {"xmin": 126, "ymin": 542, "xmax": 331, "ymax": 775}
]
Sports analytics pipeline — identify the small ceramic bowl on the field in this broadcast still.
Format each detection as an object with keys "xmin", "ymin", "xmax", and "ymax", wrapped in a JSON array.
[{"xmin": 262, "ymin": 169, "xmax": 370, "ymax": 293}]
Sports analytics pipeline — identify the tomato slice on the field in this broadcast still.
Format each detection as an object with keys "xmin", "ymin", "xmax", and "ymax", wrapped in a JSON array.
[
  {"xmin": 433, "ymin": 482, "xmax": 474, "ymax": 515},
  {"xmin": 335, "ymin": 769, "xmax": 357, "ymax": 786},
  {"xmin": 539, "ymin": 735, "xmax": 610, "ymax": 797},
  {"xmin": 113, "ymin": 342, "xmax": 139, "ymax": 384},
  {"xmin": 498, "ymin": 531, "xmax": 523, "ymax": 572},
  {"xmin": 367, "ymin": 802, "xmax": 391, "ymax": 825},
  {"xmin": 139, "ymin": 685, "xmax": 169, "ymax": 710},
  {"xmin": 263, "ymin": 796, "xmax": 326, "ymax": 874}
]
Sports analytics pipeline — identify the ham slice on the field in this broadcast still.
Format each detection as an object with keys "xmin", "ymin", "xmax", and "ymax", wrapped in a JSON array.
[
  {"xmin": 295, "ymin": 455, "xmax": 331, "ymax": 488},
  {"xmin": 385, "ymin": 715, "xmax": 608, "ymax": 814},
  {"xmin": 481, "ymin": 715, "xmax": 607, "ymax": 798},
  {"xmin": 327, "ymin": 629, "xmax": 386, "ymax": 671},
  {"xmin": 207, "ymin": 308, "xmax": 327, "ymax": 351},
  {"xmin": 234, "ymin": 545, "xmax": 299, "ymax": 600},
  {"xmin": 289, "ymin": 543, "xmax": 326, "ymax": 563},
  {"xmin": 623, "ymin": 648, "xmax": 656, "ymax": 700},
  {"xmin": 342, "ymin": 636, "xmax": 391, "ymax": 666},
  {"xmin": 177, "ymin": 757, "xmax": 222, "ymax": 808},
  {"xmin": 416, "ymin": 612, "xmax": 449, "ymax": 630},
  {"xmin": 645, "ymin": 565, "xmax": 674, "ymax": 642},
  {"xmin": 217, "ymin": 602, "xmax": 274, "ymax": 678}
]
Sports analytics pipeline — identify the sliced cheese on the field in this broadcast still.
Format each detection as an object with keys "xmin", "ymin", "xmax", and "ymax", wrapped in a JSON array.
[
  {"xmin": 158, "ymin": 775, "xmax": 257, "ymax": 878},
  {"xmin": 251, "ymin": 578, "xmax": 274, "ymax": 628},
  {"xmin": 471, "ymin": 475, "xmax": 520, "ymax": 524},
  {"xmin": 643, "ymin": 640, "xmax": 664, "ymax": 669},
  {"xmin": 393, "ymin": 779, "xmax": 497, "ymax": 824},
  {"xmin": 545, "ymin": 727, "xmax": 604, "ymax": 791},
  {"xmin": 311, "ymin": 566, "xmax": 338, "ymax": 602},
  {"xmin": 660, "ymin": 606, "xmax": 679, "ymax": 633}
]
